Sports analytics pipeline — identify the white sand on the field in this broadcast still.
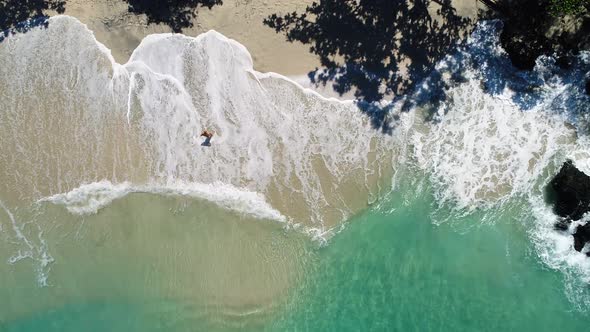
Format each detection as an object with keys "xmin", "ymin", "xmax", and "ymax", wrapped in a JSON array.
[
  {"xmin": 52, "ymin": 0, "xmax": 480, "ymax": 78},
  {"xmin": 52, "ymin": 0, "xmax": 320, "ymax": 75}
]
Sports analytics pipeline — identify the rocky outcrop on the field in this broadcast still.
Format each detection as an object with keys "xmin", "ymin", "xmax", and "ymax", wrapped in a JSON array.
[
  {"xmin": 554, "ymin": 218, "xmax": 571, "ymax": 231},
  {"xmin": 500, "ymin": 21, "xmax": 552, "ymax": 70},
  {"xmin": 549, "ymin": 160, "xmax": 590, "ymax": 220},
  {"xmin": 492, "ymin": 0, "xmax": 590, "ymax": 70},
  {"xmin": 548, "ymin": 160, "xmax": 590, "ymax": 255},
  {"xmin": 574, "ymin": 222, "xmax": 590, "ymax": 255}
]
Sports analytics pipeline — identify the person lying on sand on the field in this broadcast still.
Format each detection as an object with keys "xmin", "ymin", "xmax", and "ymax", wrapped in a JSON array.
[{"xmin": 200, "ymin": 129, "xmax": 214, "ymax": 139}]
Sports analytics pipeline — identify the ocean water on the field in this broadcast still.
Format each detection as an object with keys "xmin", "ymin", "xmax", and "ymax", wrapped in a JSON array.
[
  {"xmin": 1, "ymin": 15, "xmax": 590, "ymax": 331},
  {"xmin": 2, "ymin": 178, "xmax": 590, "ymax": 331},
  {"xmin": 270, "ymin": 180, "xmax": 590, "ymax": 331}
]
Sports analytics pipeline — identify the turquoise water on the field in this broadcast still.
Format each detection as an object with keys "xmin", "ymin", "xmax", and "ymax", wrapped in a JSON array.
[
  {"xmin": 270, "ymin": 180, "xmax": 589, "ymax": 331},
  {"xmin": 3, "ymin": 177, "xmax": 589, "ymax": 331}
]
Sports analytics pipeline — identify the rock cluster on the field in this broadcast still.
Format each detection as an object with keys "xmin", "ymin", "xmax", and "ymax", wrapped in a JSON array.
[
  {"xmin": 496, "ymin": 0, "xmax": 589, "ymax": 70},
  {"xmin": 548, "ymin": 160, "xmax": 590, "ymax": 255}
]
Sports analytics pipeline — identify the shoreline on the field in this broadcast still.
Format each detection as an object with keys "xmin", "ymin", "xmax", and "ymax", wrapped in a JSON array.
[
  {"xmin": 49, "ymin": 0, "xmax": 321, "ymax": 75},
  {"xmin": 47, "ymin": 0, "xmax": 479, "ymax": 78}
]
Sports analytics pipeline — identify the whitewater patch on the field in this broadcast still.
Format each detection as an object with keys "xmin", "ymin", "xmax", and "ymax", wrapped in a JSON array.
[
  {"xmin": 530, "ymin": 196, "xmax": 590, "ymax": 309},
  {"xmin": 410, "ymin": 21, "xmax": 588, "ymax": 213},
  {"xmin": 0, "ymin": 15, "xmax": 396, "ymax": 233},
  {"xmin": 39, "ymin": 180, "xmax": 286, "ymax": 222},
  {"xmin": 413, "ymin": 76, "xmax": 574, "ymax": 212},
  {"xmin": 407, "ymin": 20, "xmax": 590, "ymax": 308}
]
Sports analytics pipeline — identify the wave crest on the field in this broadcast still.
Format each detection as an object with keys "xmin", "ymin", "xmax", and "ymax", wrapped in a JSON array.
[{"xmin": 40, "ymin": 180, "xmax": 287, "ymax": 222}]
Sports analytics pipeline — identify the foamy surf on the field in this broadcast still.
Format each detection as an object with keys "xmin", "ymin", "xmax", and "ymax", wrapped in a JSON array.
[
  {"xmin": 39, "ymin": 180, "xmax": 286, "ymax": 222},
  {"xmin": 412, "ymin": 76, "xmax": 574, "ymax": 211},
  {"xmin": 0, "ymin": 14, "xmax": 401, "ymax": 293},
  {"xmin": 405, "ymin": 20, "xmax": 590, "ymax": 308},
  {"xmin": 410, "ymin": 21, "xmax": 587, "ymax": 213},
  {"xmin": 0, "ymin": 15, "xmax": 397, "ymax": 234},
  {"xmin": 530, "ymin": 196, "xmax": 590, "ymax": 309}
]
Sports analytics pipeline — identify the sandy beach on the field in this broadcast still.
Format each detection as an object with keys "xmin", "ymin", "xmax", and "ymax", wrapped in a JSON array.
[
  {"xmin": 49, "ymin": 0, "xmax": 320, "ymax": 74},
  {"xmin": 50, "ymin": 0, "xmax": 480, "ymax": 78}
]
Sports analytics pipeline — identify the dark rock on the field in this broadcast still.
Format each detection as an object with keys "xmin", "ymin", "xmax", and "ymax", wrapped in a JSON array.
[
  {"xmin": 547, "ymin": 160, "xmax": 590, "ymax": 221},
  {"xmin": 547, "ymin": 161, "xmax": 590, "ymax": 256},
  {"xmin": 497, "ymin": 0, "xmax": 553, "ymax": 71},
  {"xmin": 556, "ymin": 54, "xmax": 573, "ymax": 70},
  {"xmin": 573, "ymin": 223, "xmax": 590, "ymax": 256},
  {"xmin": 500, "ymin": 28, "xmax": 551, "ymax": 70},
  {"xmin": 554, "ymin": 218, "xmax": 571, "ymax": 231},
  {"xmin": 496, "ymin": 0, "xmax": 589, "ymax": 71},
  {"xmin": 585, "ymin": 78, "xmax": 590, "ymax": 96}
]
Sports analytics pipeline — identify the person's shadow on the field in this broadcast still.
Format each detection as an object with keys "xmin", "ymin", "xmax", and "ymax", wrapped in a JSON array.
[{"xmin": 201, "ymin": 137, "xmax": 212, "ymax": 146}]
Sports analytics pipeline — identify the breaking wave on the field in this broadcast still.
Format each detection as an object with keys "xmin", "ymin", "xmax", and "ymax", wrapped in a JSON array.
[{"xmin": 40, "ymin": 180, "xmax": 286, "ymax": 221}]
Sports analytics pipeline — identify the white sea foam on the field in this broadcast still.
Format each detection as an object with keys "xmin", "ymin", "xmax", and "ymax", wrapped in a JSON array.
[
  {"xmin": 530, "ymin": 197, "xmax": 590, "ymax": 309},
  {"xmin": 408, "ymin": 20, "xmax": 590, "ymax": 307},
  {"xmin": 413, "ymin": 76, "xmax": 573, "ymax": 211},
  {"xmin": 122, "ymin": 28, "xmax": 395, "ymax": 217},
  {"xmin": 0, "ymin": 15, "xmax": 396, "ymax": 234},
  {"xmin": 40, "ymin": 180, "xmax": 286, "ymax": 222},
  {"xmin": 0, "ymin": 200, "xmax": 53, "ymax": 286},
  {"xmin": 0, "ymin": 15, "xmax": 396, "ymax": 289},
  {"xmin": 412, "ymin": 22, "xmax": 587, "ymax": 211},
  {"xmin": 39, "ymin": 181, "xmax": 132, "ymax": 215},
  {"xmin": 411, "ymin": 21, "xmax": 588, "ymax": 212}
]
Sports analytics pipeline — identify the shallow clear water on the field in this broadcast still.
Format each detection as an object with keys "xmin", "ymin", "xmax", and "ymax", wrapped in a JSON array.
[
  {"xmin": 2, "ymin": 176, "xmax": 590, "ymax": 331},
  {"xmin": 269, "ymin": 179, "xmax": 590, "ymax": 331},
  {"xmin": 0, "ymin": 194, "xmax": 313, "ymax": 331}
]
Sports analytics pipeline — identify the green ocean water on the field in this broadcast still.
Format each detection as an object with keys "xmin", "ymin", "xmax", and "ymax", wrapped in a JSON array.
[
  {"xmin": 2, "ymin": 176, "xmax": 588, "ymax": 331},
  {"xmin": 2, "ymin": 16, "xmax": 590, "ymax": 332},
  {"xmin": 268, "ymin": 180, "xmax": 590, "ymax": 331}
]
